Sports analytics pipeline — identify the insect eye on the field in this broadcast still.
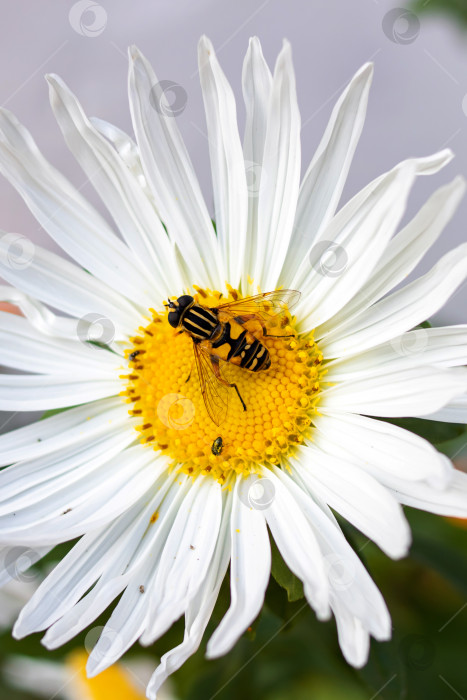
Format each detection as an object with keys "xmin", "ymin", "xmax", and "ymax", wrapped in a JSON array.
[{"xmin": 167, "ymin": 311, "xmax": 180, "ymax": 328}]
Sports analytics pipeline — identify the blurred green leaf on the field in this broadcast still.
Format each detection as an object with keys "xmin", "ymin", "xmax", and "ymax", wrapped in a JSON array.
[
  {"xmin": 408, "ymin": 509, "xmax": 467, "ymax": 597},
  {"xmin": 410, "ymin": 0, "xmax": 467, "ymax": 28},
  {"xmin": 381, "ymin": 417, "xmax": 467, "ymax": 446},
  {"xmin": 270, "ymin": 536, "xmax": 304, "ymax": 602}
]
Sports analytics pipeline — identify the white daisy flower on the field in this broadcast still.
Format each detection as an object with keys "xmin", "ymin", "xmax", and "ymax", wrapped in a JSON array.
[{"xmin": 0, "ymin": 35, "xmax": 466, "ymax": 699}]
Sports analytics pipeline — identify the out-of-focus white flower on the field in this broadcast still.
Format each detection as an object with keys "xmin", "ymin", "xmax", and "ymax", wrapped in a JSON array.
[{"xmin": 3, "ymin": 651, "xmax": 176, "ymax": 700}]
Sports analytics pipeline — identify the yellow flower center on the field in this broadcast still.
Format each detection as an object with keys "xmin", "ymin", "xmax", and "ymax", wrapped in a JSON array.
[
  {"xmin": 66, "ymin": 650, "xmax": 146, "ymax": 700},
  {"xmin": 122, "ymin": 288, "xmax": 323, "ymax": 482}
]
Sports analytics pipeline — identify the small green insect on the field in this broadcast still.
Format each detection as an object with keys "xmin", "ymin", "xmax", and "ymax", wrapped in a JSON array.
[
  {"xmin": 128, "ymin": 350, "xmax": 140, "ymax": 362},
  {"xmin": 211, "ymin": 436, "xmax": 224, "ymax": 456}
]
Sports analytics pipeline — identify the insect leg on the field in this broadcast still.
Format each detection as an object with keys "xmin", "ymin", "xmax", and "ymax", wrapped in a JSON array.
[
  {"xmin": 231, "ymin": 383, "xmax": 247, "ymax": 412},
  {"xmin": 211, "ymin": 356, "xmax": 247, "ymax": 412},
  {"xmin": 185, "ymin": 358, "xmax": 195, "ymax": 383}
]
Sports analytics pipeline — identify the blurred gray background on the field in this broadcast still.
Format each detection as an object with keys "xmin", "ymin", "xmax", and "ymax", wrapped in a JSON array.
[{"xmin": 0, "ymin": 0, "xmax": 467, "ymax": 431}]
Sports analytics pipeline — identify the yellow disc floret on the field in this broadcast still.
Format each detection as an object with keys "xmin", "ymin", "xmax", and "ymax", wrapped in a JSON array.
[{"xmin": 122, "ymin": 288, "xmax": 324, "ymax": 482}]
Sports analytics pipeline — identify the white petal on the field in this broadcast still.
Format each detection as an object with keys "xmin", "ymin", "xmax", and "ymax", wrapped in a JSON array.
[
  {"xmin": 87, "ymin": 563, "xmax": 153, "ymax": 675},
  {"xmin": 86, "ymin": 475, "xmax": 193, "ymax": 677},
  {"xmin": 14, "ymin": 521, "xmax": 130, "ymax": 638},
  {"xmin": 146, "ymin": 493, "xmax": 232, "ymax": 699},
  {"xmin": 0, "ymin": 373, "xmax": 119, "ymax": 411},
  {"xmin": 326, "ymin": 325, "xmax": 467, "ymax": 382},
  {"xmin": 198, "ymin": 36, "xmax": 247, "ymax": 287},
  {"xmin": 320, "ymin": 243, "xmax": 467, "ymax": 358},
  {"xmin": 141, "ymin": 477, "xmax": 222, "ymax": 645},
  {"xmin": 0, "ymin": 426, "xmax": 136, "ymax": 515},
  {"xmin": 280, "ymin": 63, "xmax": 373, "ymax": 287},
  {"xmin": 317, "ymin": 176, "xmax": 465, "ymax": 338},
  {"xmin": 0, "ymin": 310, "xmax": 118, "ymax": 376},
  {"xmin": 91, "ymin": 116, "xmax": 161, "ymax": 220},
  {"xmin": 16, "ymin": 478, "xmax": 173, "ymax": 641},
  {"xmin": 296, "ymin": 161, "xmax": 416, "ymax": 330},
  {"xmin": 388, "ymin": 468, "xmax": 467, "ymax": 517},
  {"xmin": 262, "ymin": 469, "xmax": 330, "ymax": 620},
  {"xmin": 46, "ymin": 74, "xmax": 181, "ymax": 299},
  {"xmin": 314, "ymin": 411, "xmax": 452, "ymax": 488},
  {"xmin": 425, "ymin": 395, "xmax": 467, "ymax": 423},
  {"xmin": 241, "ymin": 37, "xmax": 272, "ymax": 291},
  {"xmin": 320, "ymin": 366, "xmax": 467, "ymax": 417},
  {"xmin": 206, "ymin": 476, "xmax": 270, "ymax": 658},
  {"xmin": 0, "ymin": 398, "xmax": 127, "ymax": 466},
  {"xmin": 275, "ymin": 467, "xmax": 391, "ymax": 640},
  {"xmin": 0, "ymin": 236, "xmax": 141, "ymax": 338},
  {"xmin": 0, "ymin": 285, "xmax": 83, "ymax": 340},
  {"xmin": 86, "ymin": 483, "xmax": 189, "ymax": 675},
  {"xmin": 43, "ymin": 473, "xmax": 179, "ymax": 649},
  {"xmin": 292, "ymin": 445, "xmax": 411, "ymax": 558},
  {"xmin": 0, "ymin": 109, "xmax": 150, "ymax": 303},
  {"xmin": 332, "ymin": 598, "xmax": 370, "ymax": 668},
  {"xmin": 128, "ymin": 45, "xmax": 222, "ymax": 289},
  {"xmin": 0, "ymin": 446, "xmax": 159, "ymax": 545},
  {"xmin": 253, "ymin": 41, "xmax": 301, "ymax": 291}
]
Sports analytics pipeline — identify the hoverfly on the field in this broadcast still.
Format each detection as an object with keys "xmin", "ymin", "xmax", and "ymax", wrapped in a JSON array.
[{"xmin": 166, "ymin": 290, "xmax": 300, "ymax": 426}]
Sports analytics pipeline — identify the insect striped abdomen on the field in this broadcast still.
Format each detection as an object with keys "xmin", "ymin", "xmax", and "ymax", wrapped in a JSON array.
[{"xmin": 212, "ymin": 321, "xmax": 270, "ymax": 372}]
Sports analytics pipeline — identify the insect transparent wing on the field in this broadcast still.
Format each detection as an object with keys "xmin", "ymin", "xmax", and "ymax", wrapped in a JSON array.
[
  {"xmin": 193, "ymin": 343, "xmax": 229, "ymax": 426},
  {"xmin": 216, "ymin": 290, "xmax": 300, "ymax": 322}
]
